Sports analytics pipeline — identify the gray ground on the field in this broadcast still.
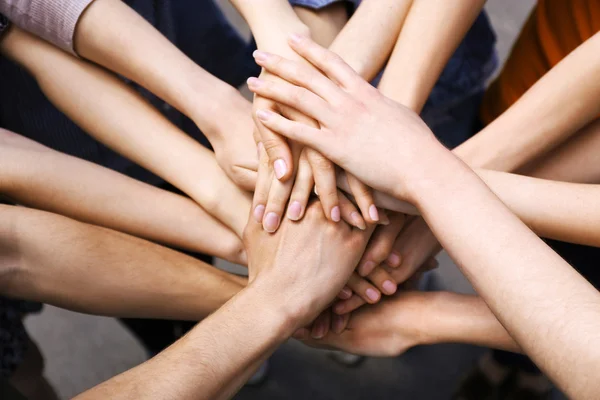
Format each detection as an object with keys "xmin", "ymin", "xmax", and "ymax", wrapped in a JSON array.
[{"xmin": 24, "ymin": 1, "xmax": 558, "ymax": 399}]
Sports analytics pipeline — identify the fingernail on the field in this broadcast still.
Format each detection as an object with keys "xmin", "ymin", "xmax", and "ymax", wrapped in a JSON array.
[
  {"xmin": 333, "ymin": 315, "xmax": 345, "ymax": 333},
  {"xmin": 334, "ymin": 302, "xmax": 346, "ymax": 314},
  {"xmin": 256, "ymin": 109, "xmax": 272, "ymax": 121},
  {"xmin": 351, "ymin": 211, "xmax": 366, "ymax": 230},
  {"xmin": 263, "ymin": 212, "xmax": 280, "ymax": 232},
  {"xmin": 252, "ymin": 50, "xmax": 268, "ymax": 62},
  {"xmin": 387, "ymin": 252, "xmax": 401, "ymax": 267},
  {"xmin": 366, "ymin": 288, "xmax": 380, "ymax": 302},
  {"xmin": 331, "ymin": 206, "xmax": 341, "ymax": 222},
  {"xmin": 287, "ymin": 201, "xmax": 302, "ymax": 220},
  {"xmin": 368, "ymin": 204, "xmax": 379, "ymax": 222},
  {"xmin": 339, "ymin": 286, "xmax": 352, "ymax": 299},
  {"xmin": 379, "ymin": 211, "xmax": 390, "ymax": 225},
  {"xmin": 274, "ymin": 159, "xmax": 287, "ymax": 179},
  {"xmin": 359, "ymin": 261, "xmax": 375, "ymax": 277},
  {"xmin": 247, "ymin": 77, "xmax": 262, "ymax": 88},
  {"xmin": 382, "ymin": 280, "xmax": 397, "ymax": 294},
  {"xmin": 253, "ymin": 205, "xmax": 265, "ymax": 222},
  {"xmin": 312, "ymin": 320, "xmax": 326, "ymax": 339},
  {"xmin": 289, "ymin": 33, "xmax": 303, "ymax": 44}
]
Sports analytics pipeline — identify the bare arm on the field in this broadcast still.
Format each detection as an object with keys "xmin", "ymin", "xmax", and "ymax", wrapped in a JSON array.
[
  {"xmin": 0, "ymin": 26, "xmax": 251, "ymax": 237},
  {"xmin": 456, "ymin": 32, "xmax": 600, "ymax": 170},
  {"xmin": 71, "ymin": 0, "xmax": 258, "ymax": 188},
  {"xmin": 0, "ymin": 129, "xmax": 245, "ymax": 264},
  {"xmin": 377, "ymin": 0, "xmax": 485, "ymax": 111},
  {"xmin": 0, "ymin": 205, "xmax": 244, "ymax": 321}
]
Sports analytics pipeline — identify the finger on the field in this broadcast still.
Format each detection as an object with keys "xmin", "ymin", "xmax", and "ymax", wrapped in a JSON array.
[
  {"xmin": 230, "ymin": 166, "xmax": 258, "ymax": 192},
  {"xmin": 337, "ymin": 286, "xmax": 352, "ymax": 300},
  {"xmin": 255, "ymin": 110, "xmax": 334, "ymax": 159},
  {"xmin": 263, "ymin": 172, "xmax": 294, "ymax": 233},
  {"xmin": 338, "ymin": 191, "xmax": 366, "ymax": 230},
  {"xmin": 358, "ymin": 213, "xmax": 406, "ymax": 276},
  {"xmin": 333, "ymin": 294, "xmax": 366, "ymax": 315},
  {"xmin": 292, "ymin": 328, "xmax": 311, "ymax": 340},
  {"xmin": 252, "ymin": 50, "xmax": 346, "ymax": 105},
  {"xmin": 346, "ymin": 273, "xmax": 381, "ymax": 305},
  {"xmin": 311, "ymin": 310, "xmax": 331, "ymax": 339},
  {"xmin": 306, "ymin": 148, "xmax": 339, "ymax": 222},
  {"xmin": 287, "ymin": 34, "xmax": 362, "ymax": 91},
  {"xmin": 331, "ymin": 312, "xmax": 351, "ymax": 334},
  {"xmin": 345, "ymin": 173, "xmax": 376, "ymax": 224},
  {"xmin": 366, "ymin": 266, "xmax": 397, "ymax": 296},
  {"xmin": 248, "ymin": 77, "xmax": 333, "ymax": 126},
  {"xmin": 253, "ymin": 99, "xmax": 294, "ymax": 182},
  {"xmin": 287, "ymin": 151, "xmax": 314, "ymax": 221},
  {"xmin": 251, "ymin": 142, "xmax": 272, "ymax": 225}
]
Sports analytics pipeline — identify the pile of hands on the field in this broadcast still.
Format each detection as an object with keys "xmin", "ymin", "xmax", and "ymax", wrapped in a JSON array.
[{"xmin": 214, "ymin": 33, "xmax": 455, "ymax": 357}]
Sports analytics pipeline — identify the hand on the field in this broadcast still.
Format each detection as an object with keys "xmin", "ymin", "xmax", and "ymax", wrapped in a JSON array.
[
  {"xmin": 248, "ymin": 35, "xmax": 445, "ymax": 203},
  {"xmin": 244, "ymin": 143, "xmax": 375, "ymax": 326},
  {"xmin": 208, "ymin": 93, "xmax": 258, "ymax": 191},
  {"xmin": 297, "ymin": 291, "xmax": 437, "ymax": 357},
  {"xmin": 356, "ymin": 212, "xmax": 406, "ymax": 276}
]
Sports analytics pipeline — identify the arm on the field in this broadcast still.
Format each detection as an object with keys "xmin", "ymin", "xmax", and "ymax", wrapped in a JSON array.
[
  {"xmin": 377, "ymin": 0, "xmax": 485, "ymax": 112},
  {"xmin": 72, "ymin": 0, "xmax": 257, "ymax": 188},
  {"xmin": 248, "ymin": 39, "xmax": 600, "ymax": 398},
  {"xmin": 0, "ymin": 26, "xmax": 251, "ymax": 237},
  {"xmin": 76, "ymin": 151, "xmax": 374, "ymax": 399},
  {"xmin": 302, "ymin": 291, "xmax": 521, "ymax": 356},
  {"xmin": 455, "ymin": 32, "xmax": 600, "ymax": 170},
  {"xmin": 0, "ymin": 205, "xmax": 244, "ymax": 321},
  {"xmin": 0, "ymin": 129, "xmax": 245, "ymax": 264}
]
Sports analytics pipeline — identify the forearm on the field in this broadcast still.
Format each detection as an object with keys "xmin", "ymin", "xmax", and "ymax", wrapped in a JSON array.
[
  {"xmin": 478, "ymin": 169, "xmax": 600, "ymax": 247},
  {"xmin": 73, "ymin": 0, "xmax": 238, "ymax": 141},
  {"xmin": 0, "ymin": 205, "xmax": 245, "ymax": 321},
  {"xmin": 412, "ymin": 148, "xmax": 600, "ymax": 399},
  {"xmin": 329, "ymin": 0, "xmax": 412, "ymax": 81},
  {"xmin": 455, "ymin": 32, "xmax": 600, "ymax": 171},
  {"xmin": 422, "ymin": 292, "xmax": 521, "ymax": 353},
  {"xmin": 1, "ymin": 27, "xmax": 251, "ymax": 237},
  {"xmin": 75, "ymin": 282, "xmax": 291, "ymax": 400},
  {"xmin": 0, "ymin": 130, "xmax": 244, "ymax": 263},
  {"xmin": 293, "ymin": 2, "xmax": 348, "ymax": 47},
  {"xmin": 231, "ymin": 0, "xmax": 310, "ymax": 45},
  {"xmin": 377, "ymin": 0, "xmax": 485, "ymax": 112}
]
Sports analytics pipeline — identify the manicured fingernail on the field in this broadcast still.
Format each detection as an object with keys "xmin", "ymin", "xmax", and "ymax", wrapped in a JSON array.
[
  {"xmin": 334, "ymin": 302, "xmax": 346, "ymax": 314},
  {"xmin": 314, "ymin": 186, "xmax": 319, "ymax": 196},
  {"xmin": 252, "ymin": 50, "xmax": 268, "ymax": 62},
  {"xmin": 274, "ymin": 159, "xmax": 287, "ymax": 179},
  {"xmin": 263, "ymin": 212, "xmax": 280, "ymax": 232},
  {"xmin": 256, "ymin": 109, "xmax": 271, "ymax": 121},
  {"xmin": 339, "ymin": 286, "xmax": 352, "ymax": 299},
  {"xmin": 253, "ymin": 205, "xmax": 265, "ymax": 222},
  {"xmin": 331, "ymin": 206, "xmax": 341, "ymax": 222},
  {"xmin": 289, "ymin": 33, "xmax": 303, "ymax": 44},
  {"xmin": 359, "ymin": 261, "xmax": 375, "ymax": 277},
  {"xmin": 312, "ymin": 320, "xmax": 326, "ymax": 339},
  {"xmin": 382, "ymin": 280, "xmax": 397, "ymax": 294},
  {"xmin": 351, "ymin": 211, "xmax": 366, "ymax": 230},
  {"xmin": 368, "ymin": 204, "xmax": 379, "ymax": 222},
  {"xmin": 287, "ymin": 201, "xmax": 302, "ymax": 220},
  {"xmin": 387, "ymin": 252, "xmax": 401, "ymax": 267},
  {"xmin": 247, "ymin": 77, "xmax": 262, "ymax": 88},
  {"xmin": 333, "ymin": 315, "xmax": 345, "ymax": 333},
  {"xmin": 366, "ymin": 288, "xmax": 380, "ymax": 302}
]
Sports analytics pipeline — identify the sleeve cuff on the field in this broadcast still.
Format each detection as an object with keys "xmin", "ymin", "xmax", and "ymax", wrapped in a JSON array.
[
  {"xmin": 0, "ymin": 0, "xmax": 96, "ymax": 55},
  {"xmin": 288, "ymin": 0, "xmax": 360, "ymax": 12}
]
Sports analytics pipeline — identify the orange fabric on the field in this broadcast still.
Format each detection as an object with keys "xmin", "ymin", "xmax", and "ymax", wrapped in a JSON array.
[{"xmin": 480, "ymin": 0, "xmax": 600, "ymax": 125}]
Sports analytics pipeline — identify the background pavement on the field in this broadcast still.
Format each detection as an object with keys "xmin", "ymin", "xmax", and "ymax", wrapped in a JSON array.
[{"xmin": 24, "ymin": 1, "xmax": 551, "ymax": 399}]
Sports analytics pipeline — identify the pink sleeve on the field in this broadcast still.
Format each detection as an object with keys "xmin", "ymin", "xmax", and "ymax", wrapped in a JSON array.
[{"xmin": 0, "ymin": 0, "xmax": 95, "ymax": 55}]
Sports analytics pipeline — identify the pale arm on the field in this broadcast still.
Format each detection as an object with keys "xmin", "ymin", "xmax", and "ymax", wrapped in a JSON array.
[
  {"xmin": 74, "ymin": 282, "xmax": 290, "ymax": 400},
  {"xmin": 0, "ymin": 205, "xmax": 245, "ymax": 321},
  {"xmin": 456, "ymin": 32, "xmax": 600, "ymax": 170},
  {"xmin": 0, "ymin": 26, "xmax": 251, "ymax": 237},
  {"xmin": 377, "ymin": 0, "xmax": 485, "ymax": 111},
  {"xmin": 0, "ymin": 129, "xmax": 245, "ymax": 264}
]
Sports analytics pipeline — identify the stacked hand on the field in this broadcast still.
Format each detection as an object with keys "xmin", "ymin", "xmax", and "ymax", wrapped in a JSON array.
[{"xmin": 245, "ymin": 34, "xmax": 454, "ymax": 340}]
